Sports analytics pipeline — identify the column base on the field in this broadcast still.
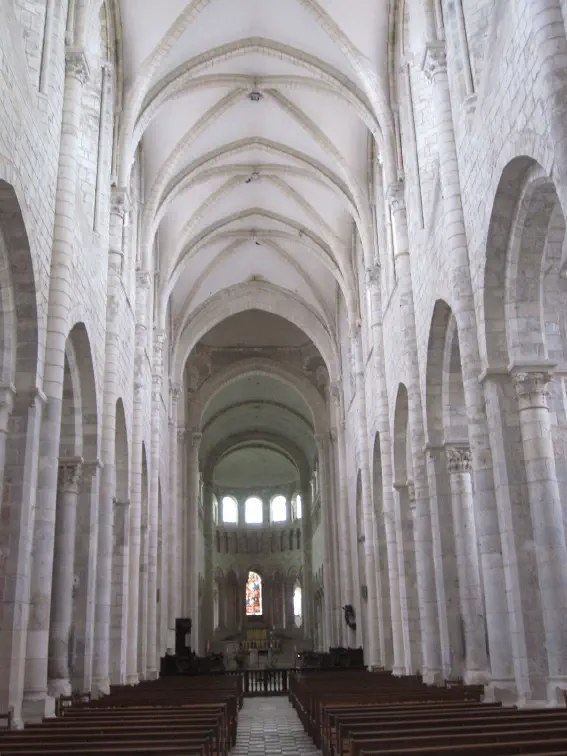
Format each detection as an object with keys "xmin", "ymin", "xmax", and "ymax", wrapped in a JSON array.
[
  {"xmin": 47, "ymin": 678, "xmax": 71, "ymax": 698},
  {"xmin": 391, "ymin": 666, "xmax": 406, "ymax": 677},
  {"xmin": 21, "ymin": 694, "xmax": 56, "ymax": 723},
  {"xmin": 126, "ymin": 674, "xmax": 140, "ymax": 686},
  {"xmin": 91, "ymin": 678, "xmax": 110, "ymax": 699},
  {"xmin": 145, "ymin": 669, "xmax": 158, "ymax": 681},
  {"xmin": 422, "ymin": 668, "xmax": 444, "ymax": 685},
  {"xmin": 464, "ymin": 668, "xmax": 490, "ymax": 686},
  {"xmin": 547, "ymin": 677, "xmax": 567, "ymax": 707},
  {"xmin": 483, "ymin": 679, "xmax": 518, "ymax": 706}
]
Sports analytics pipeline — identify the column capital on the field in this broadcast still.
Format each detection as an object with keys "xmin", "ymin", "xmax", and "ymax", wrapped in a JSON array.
[
  {"xmin": 154, "ymin": 329, "xmax": 167, "ymax": 345},
  {"xmin": 328, "ymin": 380, "xmax": 342, "ymax": 407},
  {"xmin": 136, "ymin": 270, "xmax": 152, "ymax": 290},
  {"xmin": 110, "ymin": 186, "xmax": 131, "ymax": 218},
  {"xmin": 192, "ymin": 432, "xmax": 203, "ymax": 449},
  {"xmin": 445, "ymin": 444, "xmax": 472, "ymax": 475},
  {"xmin": 65, "ymin": 47, "xmax": 91, "ymax": 85},
  {"xmin": 314, "ymin": 432, "xmax": 330, "ymax": 453},
  {"xmin": 0, "ymin": 383, "xmax": 16, "ymax": 415},
  {"xmin": 82, "ymin": 458, "xmax": 103, "ymax": 479},
  {"xmin": 407, "ymin": 481, "xmax": 416, "ymax": 507},
  {"xmin": 421, "ymin": 40, "xmax": 447, "ymax": 81},
  {"xmin": 511, "ymin": 369, "xmax": 553, "ymax": 411},
  {"xmin": 58, "ymin": 457, "xmax": 84, "ymax": 494},
  {"xmin": 151, "ymin": 372, "xmax": 162, "ymax": 401},
  {"xmin": 113, "ymin": 498, "xmax": 131, "ymax": 508},
  {"xmin": 365, "ymin": 264, "xmax": 381, "ymax": 288},
  {"xmin": 177, "ymin": 426, "xmax": 187, "ymax": 441},
  {"xmin": 170, "ymin": 383, "xmax": 181, "ymax": 405},
  {"xmin": 386, "ymin": 181, "xmax": 406, "ymax": 214}
]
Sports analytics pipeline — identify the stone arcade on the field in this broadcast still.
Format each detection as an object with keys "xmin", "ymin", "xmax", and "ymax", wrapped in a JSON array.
[{"xmin": 1, "ymin": 0, "xmax": 567, "ymax": 728}]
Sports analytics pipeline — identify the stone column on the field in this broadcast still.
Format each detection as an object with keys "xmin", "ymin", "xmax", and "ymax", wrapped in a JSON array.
[
  {"xmin": 168, "ymin": 387, "xmax": 181, "ymax": 650},
  {"xmin": 0, "ymin": 385, "xmax": 15, "ymax": 501},
  {"xmin": 178, "ymin": 428, "xmax": 189, "ymax": 617},
  {"xmin": 0, "ymin": 390, "xmax": 45, "ymax": 727},
  {"xmin": 301, "ymin": 483, "xmax": 313, "ymax": 638},
  {"xmin": 146, "ymin": 333, "xmax": 166, "ymax": 679},
  {"xmin": 314, "ymin": 433, "xmax": 335, "ymax": 649},
  {"xmin": 138, "ymin": 505, "xmax": 149, "ymax": 679},
  {"xmin": 328, "ymin": 385, "xmax": 354, "ymax": 646},
  {"xmin": 202, "ymin": 483, "xmax": 214, "ymax": 649},
  {"xmin": 445, "ymin": 445, "xmax": 488, "ymax": 683},
  {"xmin": 325, "ymin": 423, "xmax": 343, "ymax": 643},
  {"xmin": 126, "ymin": 271, "xmax": 151, "ymax": 684},
  {"xmin": 351, "ymin": 328, "xmax": 381, "ymax": 668},
  {"xmin": 71, "ymin": 459, "xmax": 102, "ymax": 694},
  {"xmin": 512, "ymin": 369, "xmax": 567, "ymax": 701},
  {"xmin": 421, "ymin": 39, "xmax": 515, "ymax": 697},
  {"xmin": 188, "ymin": 432, "xmax": 202, "ymax": 653},
  {"xmin": 387, "ymin": 184, "xmax": 442, "ymax": 682},
  {"xmin": 47, "ymin": 458, "xmax": 83, "ymax": 696},
  {"xmin": 111, "ymin": 498, "xmax": 130, "ymax": 684},
  {"xmin": 24, "ymin": 48, "xmax": 90, "ymax": 720},
  {"xmin": 366, "ymin": 264, "xmax": 401, "ymax": 671},
  {"xmin": 92, "ymin": 187, "xmax": 130, "ymax": 697},
  {"xmin": 425, "ymin": 444, "xmax": 459, "ymax": 680}
]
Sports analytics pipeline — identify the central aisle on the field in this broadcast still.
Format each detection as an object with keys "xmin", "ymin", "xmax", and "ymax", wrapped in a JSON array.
[{"xmin": 232, "ymin": 697, "xmax": 322, "ymax": 755}]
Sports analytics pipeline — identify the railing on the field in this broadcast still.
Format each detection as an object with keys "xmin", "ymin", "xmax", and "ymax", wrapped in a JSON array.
[
  {"xmin": 225, "ymin": 669, "xmax": 292, "ymax": 696},
  {"xmin": 239, "ymin": 640, "xmax": 282, "ymax": 652}
]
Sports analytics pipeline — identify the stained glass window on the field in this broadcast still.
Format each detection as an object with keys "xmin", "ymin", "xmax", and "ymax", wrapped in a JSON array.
[
  {"xmin": 293, "ymin": 583, "xmax": 303, "ymax": 627},
  {"xmin": 222, "ymin": 496, "xmax": 238, "ymax": 523},
  {"xmin": 245, "ymin": 570, "xmax": 263, "ymax": 616},
  {"xmin": 245, "ymin": 496, "xmax": 263, "ymax": 524},
  {"xmin": 295, "ymin": 494, "xmax": 302, "ymax": 520},
  {"xmin": 271, "ymin": 495, "xmax": 287, "ymax": 522}
]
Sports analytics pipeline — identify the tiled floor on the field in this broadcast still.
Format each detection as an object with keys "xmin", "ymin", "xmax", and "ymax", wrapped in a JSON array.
[{"xmin": 231, "ymin": 697, "xmax": 322, "ymax": 755}]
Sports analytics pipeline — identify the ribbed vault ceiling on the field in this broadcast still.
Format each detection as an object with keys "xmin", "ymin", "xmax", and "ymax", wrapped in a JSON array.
[{"xmin": 119, "ymin": 0, "xmax": 390, "ymax": 485}]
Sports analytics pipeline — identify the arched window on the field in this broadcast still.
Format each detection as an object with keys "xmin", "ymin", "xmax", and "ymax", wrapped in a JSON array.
[
  {"xmin": 222, "ymin": 496, "xmax": 238, "ymax": 524},
  {"xmin": 295, "ymin": 494, "xmax": 302, "ymax": 520},
  {"xmin": 245, "ymin": 496, "xmax": 263, "ymax": 524},
  {"xmin": 212, "ymin": 494, "xmax": 219, "ymax": 524},
  {"xmin": 293, "ymin": 583, "xmax": 303, "ymax": 627},
  {"xmin": 271, "ymin": 495, "xmax": 287, "ymax": 523},
  {"xmin": 245, "ymin": 570, "xmax": 263, "ymax": 616}
]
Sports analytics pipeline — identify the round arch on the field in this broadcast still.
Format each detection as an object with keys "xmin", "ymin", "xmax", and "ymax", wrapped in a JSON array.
[
  {"xmin": 186, "ymin": 357, "xmax": 329, "ymax": 434},
  {"xmin": 172, "ymin": 282, "xmax": 340, "ymax": 384}
]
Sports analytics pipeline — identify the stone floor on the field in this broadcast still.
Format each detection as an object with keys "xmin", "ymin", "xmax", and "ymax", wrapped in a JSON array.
[{"xmin": 231, "ymin": 697, "xmax": 322, "ymax": 755}]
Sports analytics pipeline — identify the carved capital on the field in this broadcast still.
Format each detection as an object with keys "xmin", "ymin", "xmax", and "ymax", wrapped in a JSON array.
[
  {"xmin": 113, "ymin": 498, "xmax": 131, "ymax": 509},
  {"xmin": 366, "ymin": 264, "xmax": 381, "ymax": 288},
  {"xmin": 445, "ymin": 445, "xmax": 472, "ymax": 475},
  {"xmin": 386, "ymin": 182, "xmax": 406, "ymax": 214},
  {"xmin": 192, "ymin": 432, "xmax": 203, "ymax": 449},
  {"xmin": 170, "ymin": 384, "xmax": 181, "ymax": 405},
  {"xmin": 512, "ymin": 370, "xmax": 553, "ymax": 411},
  {"xmin": 136, "ymin": 270, "xmax": 152, "ymax": 290},
  {"xmin": 0, "ymin": 384, "xmax": 16, "ymax": 425},
  {"xmin": 407, "ymin": 482, "xmax": 416, "ymax": 511},
  {"xmin": 314, "ymin": 432, "xmax": 329, "ymax": 454},
  {"xmin": 177, "ymin": 426, "xmax": 187, "ymax": 442},
  {"xmin": 328, "ymin": 381, "xmax": 342, "ymax": 407},
  {"xmin": 58, "ymin": 457, "xmax": 84, "ymax": 494},
  {"xmin": 422, "ymin": 41, "xmax": 447, "ymax": 81},
  {"xmin": 65, "ymin": 48, "xmax": 91, "ymax": 85},
  {"xmin": 110, "ymin": 186, "xmax": 131, "ymax": 219}
]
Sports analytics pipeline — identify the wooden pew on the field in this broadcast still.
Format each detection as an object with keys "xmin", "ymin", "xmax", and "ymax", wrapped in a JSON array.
[
  {"xmin": 0, "ymin": 675, "xmax": 240, "ymax": 756},
  {"xmin": 289, "ymin": 669, "xmax": 567, "ymax": 756}
]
